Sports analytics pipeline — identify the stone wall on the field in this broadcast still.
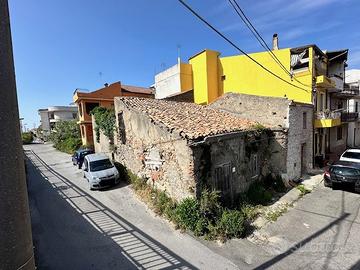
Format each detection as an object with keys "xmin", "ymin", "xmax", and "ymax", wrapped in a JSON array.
[
  {"xmin": 191, "ymin": 130, "xmax": 282, "ymax": 205},
  {"xmin": 114, "ymin": 98, "xmax": 196, "ymax": 201},
  {"xmin": 209, "ymin": 92, "xmax": 291, "ymax": 128},
  {"xmin": 209, "ymin": 92, "xmax": 314, "ymax": 180}
]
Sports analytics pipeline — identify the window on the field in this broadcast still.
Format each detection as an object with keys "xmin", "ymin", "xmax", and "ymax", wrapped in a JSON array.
[
  {"xmin": 342, "ymin": 151, "xmax": 360, "ymax": 160},
  {"xmin": 250, "ymin": 154, "xmax": 259, "ymax": 177},
  {"xmin": 85, "ymin": 102, "xmax": 99, "ymax": 115},
  {"xmin": 303, "ymin": 112, "xmax": 307, "ymax": 129},
  {"xmin": 49, "ymin": 113, "xmax": 54, "ymax": 119},
  {"xmin": 118, "ymin": 112, "xmax": 126, "ymax": 144},
  {"xmin": 337, "ymin": 126, "xmax": 342, "ymax": 141}
]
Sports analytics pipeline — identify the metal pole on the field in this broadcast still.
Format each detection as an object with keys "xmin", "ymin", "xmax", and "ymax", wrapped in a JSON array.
[{"xmin": 0, "ymin": 0, "xmax": 35, "ymax": 269}]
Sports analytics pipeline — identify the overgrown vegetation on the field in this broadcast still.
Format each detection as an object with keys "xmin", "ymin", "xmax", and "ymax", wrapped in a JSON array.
[
  {"xmin": 90, "ymin": 107, "xmax": 116, "ymax": 144},
  {"xmin": 115, "ymin": 163, "xmax": 266, "ymax": 241},
  {"xmin": 22, "ymin": 132, "xmax": 33, "ymax": 144},
  {"xmin": 49, "ymin": 120, "xmax": 82, "ymax": 154}
]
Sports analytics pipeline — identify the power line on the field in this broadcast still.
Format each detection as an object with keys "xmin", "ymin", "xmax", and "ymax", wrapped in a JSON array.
[
  {"xmin": 177, "ymin": 0, "xmax": 310, "ymax": 92},
  {"xmin": 227, "ymin": 0, "xmax": 289, "ymax": 76},
  {"xmin": 227, "ymin": 0, "xmax": 313, "ymax": 88}
]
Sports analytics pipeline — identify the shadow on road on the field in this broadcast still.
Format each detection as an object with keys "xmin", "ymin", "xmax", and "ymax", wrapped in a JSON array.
[{"xmin": 25, "ymin": 149, "xmax": 196, "ymax": 270}]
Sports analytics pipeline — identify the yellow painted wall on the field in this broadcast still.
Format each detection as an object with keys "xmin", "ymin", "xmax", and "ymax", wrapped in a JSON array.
[
  {"xmin": 190, "ymin": 50, "xmax": 220, "ymax": 104},
  {"xmin": 219, "ymin": 48, "xmax": 313, "ymax": 104},
  {"xmin": 180, "ymin": 63, "xmax": 193, "ymax": 92},
  {"xmin": 189, "ymin": 48, "xmax": 314, "ymax": 105}
]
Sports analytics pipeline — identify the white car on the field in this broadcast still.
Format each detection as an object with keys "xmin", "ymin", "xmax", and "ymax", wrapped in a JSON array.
[
  {"xmin": 83, "ymin": 153, "xmax": 120, "ymax": 190},
  {"xmin": 339, "ymin": 149, "xmax": 360, "ymax": 163}
]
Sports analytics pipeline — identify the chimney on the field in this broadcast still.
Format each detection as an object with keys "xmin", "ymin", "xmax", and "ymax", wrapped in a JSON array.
[
  {"xmin": 104, "ymin": 83, "xmax": 109, "ymax": 87},
  {"xmin": 272, "ymin": 33, "xmax": 279, "ymax": 50}
]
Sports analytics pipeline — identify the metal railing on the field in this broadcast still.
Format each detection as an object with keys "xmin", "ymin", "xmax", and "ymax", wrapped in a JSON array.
[
  {"xmin": 341, "ymin": 112, "xmax": 359, "ymax": 122},
  {"xmin": 315, "ymin": 110, "xmax": 341, "ymax": 120}
]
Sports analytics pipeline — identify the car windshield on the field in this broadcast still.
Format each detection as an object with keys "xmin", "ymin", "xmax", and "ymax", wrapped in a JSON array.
[
  {"xmin": 342, "ymin": 151, "xmax": 360, "ymax": 159},
  {"xmin": 90, "ymin": 159, "xmax": 113, "ymax": 172},
  {"xmin": 331, "ymin": 166, "xmax": 360, "ymax": 176}
]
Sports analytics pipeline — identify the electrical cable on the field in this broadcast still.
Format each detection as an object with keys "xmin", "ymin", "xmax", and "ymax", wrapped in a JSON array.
[{"xmin": 177, "ymin": 0, "xmax": 310, "ymax": 92}]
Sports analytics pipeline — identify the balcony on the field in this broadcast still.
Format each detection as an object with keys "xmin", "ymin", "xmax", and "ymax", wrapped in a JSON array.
[
  {"xmin": 341, "ymin": 112, "xmax": 359, "ymax": 122},
  {"xmin": 316, "ymin": 75, "xmax": 335, "ymax": 89},
  {"xmin": 327, "ymin": 76, "xmax": 344, "ymax": 93},
  {"xmin": 334, "ymin": 84, "xmax": 359, "ymax": 98},
  {"xmin": 314, "ymin": 110, "xmax": 341, "ymax": 128}
]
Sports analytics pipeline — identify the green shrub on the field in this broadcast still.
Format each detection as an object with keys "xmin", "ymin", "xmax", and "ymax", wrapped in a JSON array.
[
  {"xmin": 49, "ymin": 120, "xmax": 82, "ymax": 153},
  {"xmin": 199, "ymin": 189, "xmax": 222, "ymax": 221},
  {"xmin": 91, "ymin": 107, "xmax": 116, "ymax": 144},
  {"xmin": 194, "ymin": 217, "xmax": 208, "ymax": 236},
  {"xmin": 246, "ymin": 181, "xmax": 273, "ymax": 205},
  {"xmin": 174, "ymin": 198, "xmax": 200, "ymax": 231},
  {"xmin": 240, "ymin": 203, "xmax": 258, "ymax": 221},
  {"xmin": 218, "ymin": 210, "xmax": 245, "ymax": 238},
  {"xmin": 154, "ymin": 191, "xmax": 173, "ymax": 216},
  {"xmin": 22, "ymin": 132, "xmax": 33, "ymax": 144},
  {"xmin": 54, "ymin": 137, "xmax": 82, "ymax": 154}
]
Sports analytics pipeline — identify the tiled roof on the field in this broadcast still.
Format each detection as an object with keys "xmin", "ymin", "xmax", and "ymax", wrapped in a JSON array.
[
  {"xmin": 118, "ymin": 97, "xmax": 258, "ymax": 140},
  {"xmin": 122, "ymin": 85, "xmax": 154, "ymax": 95}
]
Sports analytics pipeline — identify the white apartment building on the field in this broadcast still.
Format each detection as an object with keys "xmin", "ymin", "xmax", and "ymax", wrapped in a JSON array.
[
  {"xmin": 345, "ymin": 69, "xmax": 360, "ymax": 147},
  {"xmin": 38, "ymin": 106, "xmax": 78, "ymax": 136}
]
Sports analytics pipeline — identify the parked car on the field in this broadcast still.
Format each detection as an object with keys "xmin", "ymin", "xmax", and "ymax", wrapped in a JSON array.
[
  {"xmin": 324, "ymin": 160, "xmax": 360, "ymax": 191},
  {"xmin": 72, "ymin": 149, "xmax": 94, "ymax": 169},
  {"xmin": 83, "ymin": 153, "xmax": 120, "ymax": 190},
  {"xmin": 339, "ymin": 149, "xmax": 360, "ymax": 163}
]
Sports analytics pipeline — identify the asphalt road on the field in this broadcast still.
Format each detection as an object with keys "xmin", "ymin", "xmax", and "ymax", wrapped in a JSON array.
[
  {"xmin": 24, "ymin": 143, "xmax": 239, "ymax": 270},
  {"xmin": 24, "ymin": 143, "xmax": 360, "ymax": 270}
]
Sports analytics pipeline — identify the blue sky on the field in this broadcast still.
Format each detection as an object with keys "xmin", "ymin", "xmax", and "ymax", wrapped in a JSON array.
[{"xmin": 9, "ymin": 0, "xmax": 360, "ymax": 128}]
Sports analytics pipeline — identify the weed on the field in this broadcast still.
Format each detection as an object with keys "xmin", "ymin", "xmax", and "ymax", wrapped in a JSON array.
[
  {"xmin": 265, "ymin": 205, "xmax": 288, "ymax": 222},
  {"xmin": 297, "ymin": 184, "xmax": 311, "ymax": 196}
]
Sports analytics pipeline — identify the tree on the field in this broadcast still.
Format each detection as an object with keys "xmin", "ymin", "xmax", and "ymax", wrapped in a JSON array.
[{"xmin": 49, "ymin": 120, "xmax": 82, "ymax": 153}]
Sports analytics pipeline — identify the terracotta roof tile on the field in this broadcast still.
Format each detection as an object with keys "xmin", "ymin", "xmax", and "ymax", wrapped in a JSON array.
[
  {"xmin": 121, "ymin": 85, "xmax": 154, "ymax": 95},
  {"xmin": 118, "ymin": 97, "xmax": 258, "ymax": 140}
]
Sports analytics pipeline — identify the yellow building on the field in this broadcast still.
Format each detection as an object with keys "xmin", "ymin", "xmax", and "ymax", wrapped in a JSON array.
[{"xmin": 157, "ymin": 44, "xmax": 351, "ymax": 165}]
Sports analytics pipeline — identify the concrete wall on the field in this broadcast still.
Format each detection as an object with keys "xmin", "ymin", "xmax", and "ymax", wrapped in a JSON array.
[
  {"xmin": 329, "ymin": 124, "xmax": 348, "ymax": 156},
  {"xmin": 154, "ymin": 63, "xmax": 193, "ymax": 99},
  {"xmin": 114, "ymin": 98, "xmax": 196, "ymax": 201},
  {"xmin": 287, "ymin": 104, "xmax": 313, "ymax": 179},
  {"xmin": 38, "ymin": 110, "xmax": 50, "ymax": 132}
]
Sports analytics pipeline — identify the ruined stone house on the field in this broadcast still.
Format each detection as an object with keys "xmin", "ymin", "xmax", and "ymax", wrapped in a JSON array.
[
  {"xmin": 95, "ymin": 97, "xmax": 290, "ymax": 203},
  {"xmin": 209, "ymin": 93, "xmax": 314, "ymax": 180}
]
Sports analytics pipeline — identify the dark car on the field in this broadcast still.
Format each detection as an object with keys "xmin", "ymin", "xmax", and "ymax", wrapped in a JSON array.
[
  {"xmin": 72, "ymin": 149, "xmax": 94, "ymax": 169},
  {"xmin": 324, "ymin": 160, "xmax": 360, "ymax": 192}
]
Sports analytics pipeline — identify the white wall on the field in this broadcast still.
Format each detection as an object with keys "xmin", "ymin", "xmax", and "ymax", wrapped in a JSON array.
[{"xmin": 154, "ymin": 64, "xmax": 182, "ymax": 99}]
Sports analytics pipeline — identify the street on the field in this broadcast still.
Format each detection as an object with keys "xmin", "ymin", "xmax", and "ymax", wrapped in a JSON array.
[
  {"xmin": 24, "ymin": 143, "xmax": 239, "ymax": 270},
  {"xmin": 24, "ymin": 143, "xmax": 360, "ymax": 270}
]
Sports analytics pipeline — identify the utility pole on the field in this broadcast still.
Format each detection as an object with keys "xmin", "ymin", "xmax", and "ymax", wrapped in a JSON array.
[{"xmin": 0, "ymin": 0, "xmax": 35, "ymax": 269}]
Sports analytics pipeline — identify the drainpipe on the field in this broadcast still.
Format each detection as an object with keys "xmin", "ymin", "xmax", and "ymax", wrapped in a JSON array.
[{"xmin": 0, "ymin": 0, "xmax": 35, "ymax": 269}]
